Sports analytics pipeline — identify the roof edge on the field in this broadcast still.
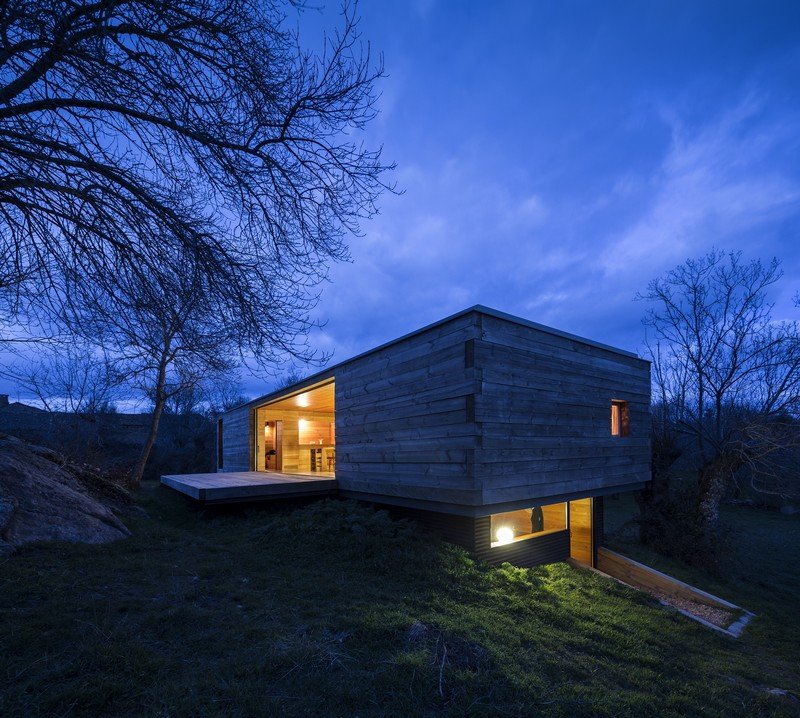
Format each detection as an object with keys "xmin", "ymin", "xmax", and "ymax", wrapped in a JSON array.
[
  {"xmin": 224, "ymin": 306, "xmax": 482, "ymax": 414},
  {"xmin": 472, "ymin": 305, "xmax": 641, "ymax": 359},
  {"xmin": 224, "ymin": 305, "xmax": 645, "ymax": 415}
]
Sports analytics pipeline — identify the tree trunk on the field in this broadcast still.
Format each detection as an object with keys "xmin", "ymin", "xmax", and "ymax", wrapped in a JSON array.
[
  {"xmin": 636, "ymin": 426, "xmax": 681, "ymax": 545},
  {"xmin": 695, "ymin": 454, "xmax": 741, "ymax": 539},
  {"xmin": 130, "ymin": 359, "xmax": 169, "ymax": 489}
]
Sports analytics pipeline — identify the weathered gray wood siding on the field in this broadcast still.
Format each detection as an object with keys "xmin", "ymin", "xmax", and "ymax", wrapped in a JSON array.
[
  {"xmin": 335, "ymin": 312, "xmax": 483, "ymax": 507},
  {"xmin": 219, "ymin": 405, "xmax": 251, "ymax": 472},
  {"xmin": 474, "ymin": 313, "xmax": 650, "ymax": 507},
  {"xmin": 219, "ymin": 306, "xmax": 649, "ymax": 514}
]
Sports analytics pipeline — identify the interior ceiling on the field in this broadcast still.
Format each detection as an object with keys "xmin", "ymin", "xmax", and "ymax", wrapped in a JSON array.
[{"xmin": 262, "ymin": 381, "xmax": 335, "ymax": 413}]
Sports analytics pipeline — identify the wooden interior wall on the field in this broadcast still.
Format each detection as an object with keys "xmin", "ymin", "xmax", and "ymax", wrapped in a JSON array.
[
  {"xmin": 474, "ymin": 313, "xmax": 651, "ymax": 506},
  {"xmin": 254, "ymin": 407, "xmax": 334, "ymax": 472},
  {"xmin": 488, "ymin": 502, "xmax": 567, "ymax": 545},
  {"xmin": 569, "ymin": 498, "xmax": 593, "ymax": 566},
  {"xmin": 490, "ymin": 508, "xmax": 532, "ymax": 538},
  {"xmin": 282, "ymin": 417, "xmax": 300, "ymax": 472},
  {"xmin": 254, "ymin": 409, "xmax": 265, "ymax": 471},
  {"xmin": 335, "ymin": 312, "xmax": 483, "ymax": 506},
  {"xmin": 541, "ymin": 502, "xmax": 567, "ymax": 531}
]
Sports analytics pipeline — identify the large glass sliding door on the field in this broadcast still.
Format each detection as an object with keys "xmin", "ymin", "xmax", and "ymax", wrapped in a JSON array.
[{"xmin": 253, "ymin": 380, "xmax": 335, "ymax": 476}]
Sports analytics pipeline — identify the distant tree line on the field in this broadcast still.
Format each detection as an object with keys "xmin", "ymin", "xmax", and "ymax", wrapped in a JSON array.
[
  {"xmin": 0, "ymin": 0, "xmax": 392, "ymax": 486},
  {"xmin": 636, "ymin": 250, "xmax": 800, "ymax": 571}
]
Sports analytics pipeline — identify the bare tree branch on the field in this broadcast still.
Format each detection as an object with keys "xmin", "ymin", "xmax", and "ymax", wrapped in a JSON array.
[
  {"xmin": 0, "ymin": 0, "xmax": 393, "ymax": 366},
  {"xmin": 639, "ymin": 250, "xmax": 800, "ymax": 544}
]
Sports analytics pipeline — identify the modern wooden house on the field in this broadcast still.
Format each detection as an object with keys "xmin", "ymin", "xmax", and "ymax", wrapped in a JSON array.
[{"xmin": 163, "ymin": 306, "xmax": 651, "ymax": 568}]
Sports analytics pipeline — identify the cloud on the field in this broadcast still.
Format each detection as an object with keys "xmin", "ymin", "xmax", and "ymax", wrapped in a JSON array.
[
  {"xmin": 513, "ymin": 194, "xmax": 549, "ymax": 227},
  {"xmin": 600, "ymin": 96, "xmax": 800, "ymax": 281},
  {"xmin": 308, "ymin": 92, "xmax": 800, "ymax": 370}
]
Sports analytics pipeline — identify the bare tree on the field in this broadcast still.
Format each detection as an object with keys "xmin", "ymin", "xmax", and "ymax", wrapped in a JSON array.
[
  {"xmin": 640, "ymin": 250, "xmax": 800, "ymax": 553},
  {"xmin": 3, "ymin": 341, "xmax": 119, "ymax": 414},
  {"xmin": 275, "ymin": 367, "xmax": 307, "ymax": 390},
  {"xmin": 633, "ymin": 342, "xmax": 686, "ymax": 545},
  {"xmin": 0, "ymin": 0, "xmax": 391, "ymax": 362},
  {"xmin": 163, "ymin": 384, "xmax": 208, "ymax": 417},
  {"xmin": 205, "ymin": 380, "xmax": 251, "ymax": 416},
  {"xmin": 0, "ymin": 1, "xmax": 392, "ymax": 484},
  {"xmin": 69, "ymin": 255, "xmax": 246, "ymax": 487}
]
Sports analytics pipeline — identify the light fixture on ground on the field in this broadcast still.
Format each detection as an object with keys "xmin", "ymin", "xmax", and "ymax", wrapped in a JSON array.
[{"xmin": 495, "ymin": 526, "xmax": 514, "ymax": 545}]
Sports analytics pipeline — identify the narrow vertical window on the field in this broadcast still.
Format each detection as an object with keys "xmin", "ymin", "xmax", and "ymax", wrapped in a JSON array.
[
  {"xmin": 217, "ymin": 418, "xmax": 224, "ymax": 468},
  {"xmin": 611, "ymin": 400, "xmax": 629, "ymax": 437}
]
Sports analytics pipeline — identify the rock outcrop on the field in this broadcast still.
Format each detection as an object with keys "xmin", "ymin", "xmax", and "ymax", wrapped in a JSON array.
[{"xmin": 0, "ymin": 434, "xmax": 130, "ymax": 555}]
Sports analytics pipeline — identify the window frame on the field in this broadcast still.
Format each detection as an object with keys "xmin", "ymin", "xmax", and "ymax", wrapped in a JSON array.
[
  {"xmin": 490, "ymin": 503, "xmax": 569, "ymax": 547},
  {"xmin": 611, "ymin": 399, "xmax": 630, "ymax": 437}
]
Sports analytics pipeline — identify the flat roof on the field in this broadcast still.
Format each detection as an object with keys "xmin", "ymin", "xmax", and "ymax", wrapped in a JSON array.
[{"xmin": 226, "ymin": 305, "xmax": 645, "ymax": 414}]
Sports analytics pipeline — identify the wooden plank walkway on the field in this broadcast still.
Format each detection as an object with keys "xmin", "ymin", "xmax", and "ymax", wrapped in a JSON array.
[{"xmin": 161, "ymin": 471, "xmax": 338, "ymax": 504}]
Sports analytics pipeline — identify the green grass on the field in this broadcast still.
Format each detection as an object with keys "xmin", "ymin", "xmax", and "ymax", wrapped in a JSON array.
[{"xmin": 1, "ymin": 488, "xmax": 798, "ymax": 717}]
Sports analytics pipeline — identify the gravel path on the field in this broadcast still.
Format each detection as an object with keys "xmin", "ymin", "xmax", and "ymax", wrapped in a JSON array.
[{"xmin": 652, "ymin": 590, "xmax": 737, "ymax": 628}]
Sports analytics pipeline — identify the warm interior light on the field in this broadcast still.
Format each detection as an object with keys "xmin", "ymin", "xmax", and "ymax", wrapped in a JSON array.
[
  {"xmin": 296, "ymin": 393, "xmax": 310, "ymax": 408},
  {"xmin": 495, "ymin": 526, "xmax": 514, "ymax": 545}
]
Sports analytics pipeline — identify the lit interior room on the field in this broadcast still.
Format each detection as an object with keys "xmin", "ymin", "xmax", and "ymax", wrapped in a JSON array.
[
  {"xmin": 490, "ymin": 502, "xmax": 567, "ymax": 547},
  {"xmin": 253, "ymin": 381, "xmax": 335, "ymax": 476}
]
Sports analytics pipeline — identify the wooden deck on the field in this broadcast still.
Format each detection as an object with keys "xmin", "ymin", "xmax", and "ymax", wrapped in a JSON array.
[{"xmin": 160, "ymin": 471, "xmax": 338, "ymax": 504}]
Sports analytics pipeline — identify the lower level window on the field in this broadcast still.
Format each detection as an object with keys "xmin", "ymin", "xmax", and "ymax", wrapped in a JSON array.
[{"xmin": 490, "ymin": 502, "xmax": 568, "ymax": 546}]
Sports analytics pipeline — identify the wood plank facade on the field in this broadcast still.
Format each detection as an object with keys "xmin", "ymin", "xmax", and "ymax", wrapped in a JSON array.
[{"xmin": 211, "ymin": 305, "xmax": 650, "ymax": 567}]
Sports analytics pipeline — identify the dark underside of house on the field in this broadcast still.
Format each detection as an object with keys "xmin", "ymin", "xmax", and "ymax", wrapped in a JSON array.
[
  {"xmin": 162, "ymin": 469, "xmax": 613, "ymax": 568},
  {"xmin": 389, "ymin": 496, "xmax": 606, "ymax": 568}
]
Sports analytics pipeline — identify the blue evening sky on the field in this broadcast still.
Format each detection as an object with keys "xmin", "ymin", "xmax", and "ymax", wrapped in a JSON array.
[
  {"xmin": 2, "ymin": 1, "xmax": 799, "ymax": 402},
  {"xmin": 277, "ymin": 0, "xmax": 800, "ymax": 398}
]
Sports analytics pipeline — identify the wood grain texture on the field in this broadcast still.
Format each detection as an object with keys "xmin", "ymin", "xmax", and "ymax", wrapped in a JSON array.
[
  {"xmin": 569, "ymin": 498, "xmax": 593, "ymax": 566},
  {"xmin": 161, "ymin": 471, "xmax": 337, "ymax": 503},
  {"xmin": 215, "ymin": 307, "xmax": 650, "ymax": 513},
  {"xmin": 219, "ymin": 406, "xmax": 251, "ymax": 472},
  {"xmin": 334, "ymin": 312, "xmax": 482, "ymax": 506},
  {"xmin": 473, "ymin": 313, "xmax": 651, "ymax": 508},
  {"xmin": 596, "ymin": 547, "xmax": 740, "ymax": 610},
  {"xmin": 593, "ymin": 496, "xmax": 604, "ymax": 562}
]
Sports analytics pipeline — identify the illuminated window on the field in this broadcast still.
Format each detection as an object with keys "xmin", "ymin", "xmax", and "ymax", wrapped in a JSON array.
[
  {"xmin": 490, "ymin": 502, "xmax": 568, "ymax": 547},
  {"xmin": 611, "ymin": 400, "xmax": 629, "ymax": 437}
]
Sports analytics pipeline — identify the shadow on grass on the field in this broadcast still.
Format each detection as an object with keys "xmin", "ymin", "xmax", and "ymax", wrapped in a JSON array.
[{"xmin": 1, "ymin": 485, "xmax": 798, "ymax": 717}]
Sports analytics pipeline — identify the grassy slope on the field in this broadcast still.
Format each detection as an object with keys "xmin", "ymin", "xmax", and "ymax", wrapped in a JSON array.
[{"xmin": 1, "ymin": 488, "xmax": 798, "ymax": 718}]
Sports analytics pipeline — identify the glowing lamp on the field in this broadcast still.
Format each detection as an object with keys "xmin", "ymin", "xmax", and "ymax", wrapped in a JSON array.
[{"xmin": 495, "ymin": 526, "xmax": 514, "ymax": 545}]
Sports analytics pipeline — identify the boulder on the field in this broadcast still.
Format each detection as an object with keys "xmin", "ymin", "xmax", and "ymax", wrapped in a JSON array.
[{"xmin": 0, "ymin": 434, "xmax": 130, "ymax": 555}]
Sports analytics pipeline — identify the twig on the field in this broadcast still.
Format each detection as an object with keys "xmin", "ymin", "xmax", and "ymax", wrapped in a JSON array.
[{"xmin": 437, "ymin": 640, "xmax": 447, "ymax": 698}]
